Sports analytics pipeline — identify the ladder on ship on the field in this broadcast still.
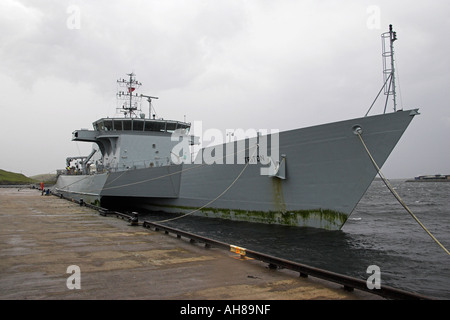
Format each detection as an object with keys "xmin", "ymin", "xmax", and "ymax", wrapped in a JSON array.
[{"xmin": 365, "ymin": 24, "xmax": 399, "ymax": 117}]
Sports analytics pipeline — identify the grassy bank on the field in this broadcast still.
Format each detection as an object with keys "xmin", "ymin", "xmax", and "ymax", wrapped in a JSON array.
[{"xmin": 0, "ymin": 169, "xmax": 37, "ymax": 185}]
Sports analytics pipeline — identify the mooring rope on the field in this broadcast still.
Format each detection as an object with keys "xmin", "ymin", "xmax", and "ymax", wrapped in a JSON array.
[
  {"xmin": 150, "ymin": 144, "xmax": 259, "ymax": 224},
  {"xmin": 58, "ymin": 140, "xmax": 258, "ymax": 192},
  {"xmin": 57, "ymin": 143, "xmax": 260, "ymax": 224},
  {"xmin": 357, "ymin": 132, "xmax": 450, "ymax": 256}
]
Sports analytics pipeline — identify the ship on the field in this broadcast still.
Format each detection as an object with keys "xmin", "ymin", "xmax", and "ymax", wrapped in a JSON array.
[
  {"xmin": 406, "ymin": 175, "xmax": 450, "ymax": 182},
  {"xmin": 54, "ymin": 25, "xmax": 419, "ymax": 230}
]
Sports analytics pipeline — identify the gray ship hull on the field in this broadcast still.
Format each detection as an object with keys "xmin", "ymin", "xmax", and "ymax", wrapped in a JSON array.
[{"xmin": 55, "ymin": 109, "xmax": 418, "ymax": 230}]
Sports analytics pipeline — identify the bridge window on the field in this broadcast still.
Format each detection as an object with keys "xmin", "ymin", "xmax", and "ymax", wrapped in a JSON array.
[{"xmin": 113, "ymin": 120, "xmax": 122, "ymax": 130}]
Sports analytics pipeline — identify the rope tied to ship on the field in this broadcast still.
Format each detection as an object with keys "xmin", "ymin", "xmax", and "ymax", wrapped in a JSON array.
[
  {"xmin": 151, "ymin": 143, "xmax": 259, "ymax": 224},
  {"xmin": 57, "ymin": 140, "xmax": 259, "ymax": 192},
  {"xmin": 357, "ymin": 131, "xmax": 450, "ymax": 256}
]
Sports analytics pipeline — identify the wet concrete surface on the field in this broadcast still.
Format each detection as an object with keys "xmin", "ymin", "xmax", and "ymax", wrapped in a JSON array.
[{"xmin": 0, "ymin": 188, "xmax": 381, "ymax": 300}]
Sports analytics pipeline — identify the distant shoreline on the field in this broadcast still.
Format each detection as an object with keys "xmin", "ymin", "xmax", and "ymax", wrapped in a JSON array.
[
  {"xmin": 373, "ymin": 176, "xmax": 450, "ymax": 182},
  {"xmin": 405, "ymin": 179, "xmax": 450, "ymax": 182}
]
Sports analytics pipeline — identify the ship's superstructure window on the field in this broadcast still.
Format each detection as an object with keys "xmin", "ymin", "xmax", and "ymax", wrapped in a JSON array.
[
  {"xmin": 113, "ymin": 120, "xmax": 122, "ymax": 130},
  {"xmin": 145, "ymin": 121, "xmax": 166, "ymax": 132},
  {"xmin": 166, "ymin": 122, "xmax": 177, "ymax": 133},
  {"xmin": 103, "ymin": 120, "xmax": 113, "ymax": 131},
  {"xmin": 93, "ymin": 118, "xmax": 190, "ymax": 133},
  {"xmin": 133, "ymin": 119, "xmax": 144, "ymax": 131},
  {"xmin": 123, "ymin": 120, "xmax": 132, "ymax": 131}
]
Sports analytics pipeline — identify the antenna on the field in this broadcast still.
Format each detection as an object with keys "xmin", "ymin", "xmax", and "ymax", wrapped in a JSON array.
[
  {"xmin": 381, "ymin": 24, "xmax": 398, "ymax": 112},
  {"xmin": 116, "ymin": 72, "xmax": 143, "ymax": 118},
  {"xmin": 141, "ymin": 94, "xmax": 159, "ymax": 119}
]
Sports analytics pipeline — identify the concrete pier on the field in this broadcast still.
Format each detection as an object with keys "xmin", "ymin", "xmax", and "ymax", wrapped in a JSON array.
[{"xmin": 0, "ymin": 188, "xmax": 380, "ymax": 300}]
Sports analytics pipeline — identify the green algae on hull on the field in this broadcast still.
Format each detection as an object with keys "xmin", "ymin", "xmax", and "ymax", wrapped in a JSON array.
[{"xmin": 148, "ymin": 204, "xmax": 349, "ymax": 230}]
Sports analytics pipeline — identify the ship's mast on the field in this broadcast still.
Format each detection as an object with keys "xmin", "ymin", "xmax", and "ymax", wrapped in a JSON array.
[
  {"xmin": 381, "ymin": 24, "xmax": 398, "ymax": 112},
  {"xmin": 117, "ymin": 72, "xmax": 143, "ymax": 118},
  {"xmin": 365, "ymin": 25, "xmax": 401, "ymax": 117}
]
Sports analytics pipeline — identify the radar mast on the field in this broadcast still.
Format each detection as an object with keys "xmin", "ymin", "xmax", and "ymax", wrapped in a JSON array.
[{"xmin": 116, "ymin": 72, "xmax": 143, "ymax": 118}]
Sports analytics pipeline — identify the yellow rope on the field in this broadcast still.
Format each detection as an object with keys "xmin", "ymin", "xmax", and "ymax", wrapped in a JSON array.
[{"xmin": 357, "ymin": 132, "xmax": 450, "ymax": 256}]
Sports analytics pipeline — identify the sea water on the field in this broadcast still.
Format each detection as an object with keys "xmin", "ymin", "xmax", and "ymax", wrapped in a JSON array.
[{"xmin": 140, "ymin": 179, "xmax": 450, "ymax": 299}]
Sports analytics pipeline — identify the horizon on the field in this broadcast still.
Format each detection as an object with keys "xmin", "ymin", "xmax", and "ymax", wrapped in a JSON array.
[{"xmin": 1, "ymin": 1, "xmax": 449, "ymax": 179}]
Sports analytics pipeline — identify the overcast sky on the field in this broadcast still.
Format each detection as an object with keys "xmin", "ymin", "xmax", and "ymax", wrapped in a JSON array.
[{"xmin": 1, "ymin": 0, "xmax": 449, "ymax": 178}]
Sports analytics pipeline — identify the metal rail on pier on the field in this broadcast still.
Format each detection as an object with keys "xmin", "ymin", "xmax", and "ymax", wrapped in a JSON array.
[{"xmin": 141, "ymin": 220, "xmax": 432, "ymax": 300}]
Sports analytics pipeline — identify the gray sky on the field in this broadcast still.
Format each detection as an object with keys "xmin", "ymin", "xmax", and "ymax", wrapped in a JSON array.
[{"xmin": 1, "ymin": 0, "xmax": 449, "ymax": 178}]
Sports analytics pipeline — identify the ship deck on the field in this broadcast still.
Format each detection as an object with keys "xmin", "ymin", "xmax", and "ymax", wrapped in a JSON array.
[{"xmin": 0, "ymin": 187, "xmax": 382, "ymax": 301}]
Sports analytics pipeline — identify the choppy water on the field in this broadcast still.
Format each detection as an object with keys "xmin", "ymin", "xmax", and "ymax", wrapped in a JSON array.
[{"xmin": 139, "ymin": 180, "xmax": 450, "ymax": 299}]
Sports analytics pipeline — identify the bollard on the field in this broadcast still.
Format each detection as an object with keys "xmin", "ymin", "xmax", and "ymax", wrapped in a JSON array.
[
  {"xmin": 230, "ymin": 245, "xmax": 247, "ymax": 260},
  {"xmin": 130, "ymin": 212, "xmax": 139, "ymax": 226}
]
